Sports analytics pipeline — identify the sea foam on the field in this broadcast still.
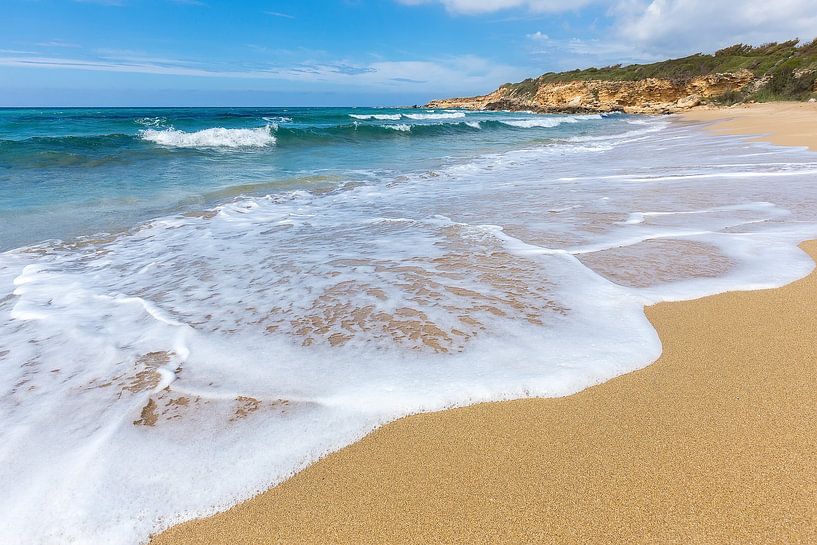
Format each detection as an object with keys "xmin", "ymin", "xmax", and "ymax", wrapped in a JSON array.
[
  {"xmin": 404, "ymin": 112, "xmax": 466, "ymax": 120},
  {"xmin": 384, "ymin": 123, "xmax": 411, "ymax": 132},
  {"xmin": 348, "ymin": 112, "xmax": 466, "ymax": 121},
  {"xmin": 501, "ymin": 114, "xmax": 603, "ymax": 128},
  {"xmin": 349, "ymin": 113, "xmax": 402, "ymax": 120},
  {"xmin": 140, "ymin": 126, "xmax": 276, "ymax": 148}
]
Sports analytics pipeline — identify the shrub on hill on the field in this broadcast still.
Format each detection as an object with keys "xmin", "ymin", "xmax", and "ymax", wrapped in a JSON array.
[{"xmin": 506, "ymin": 39, "xmax": 817, "ymax": 103}]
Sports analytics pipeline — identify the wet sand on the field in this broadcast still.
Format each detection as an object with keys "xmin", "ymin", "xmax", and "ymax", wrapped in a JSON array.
[{"xmin": 152, "ymin": 103, "xmax": 817, "ymax": 545}]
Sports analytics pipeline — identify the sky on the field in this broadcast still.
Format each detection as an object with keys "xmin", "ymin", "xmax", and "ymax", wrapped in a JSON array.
[{"xmin": 2, "ymin": 0, "xmax": 816, "ymax": 107}]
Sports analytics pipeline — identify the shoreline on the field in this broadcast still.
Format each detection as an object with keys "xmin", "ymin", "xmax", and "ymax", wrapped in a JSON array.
[{"xmin": 152, "ymin": 102, "xmax": 817, "ymax": 545}]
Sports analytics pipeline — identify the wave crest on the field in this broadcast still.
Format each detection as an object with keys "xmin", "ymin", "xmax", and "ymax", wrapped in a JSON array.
[
  {"xmin": 262, "ymin": 116, "xmax": 292, "ymax": 123},
  {"xmin": 404, "ymin": 112, "xmax": 466, "ymax": 120},
  {"xmin": 139, "ymin": 126, "xmax": 276, "ymax": 148},
  {"xmin": 349, "ymin": 113, "xmax": 402, "ymax": 120},
  {"xmin": 501, "ymin": 114, "xmax": 603, "ymax": 129},
  {"xmin": 134, "ymin": 117, "xmax": 167, "ymax": 127}
]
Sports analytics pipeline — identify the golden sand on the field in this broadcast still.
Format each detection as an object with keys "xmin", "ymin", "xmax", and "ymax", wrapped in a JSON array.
[
  {"xmin": 682, "ymin": 101, "xmax": 817, "ymax": 151},
  {"xmin": 152, "ymin": 103, "xmax": 817, "ymax": 545}
]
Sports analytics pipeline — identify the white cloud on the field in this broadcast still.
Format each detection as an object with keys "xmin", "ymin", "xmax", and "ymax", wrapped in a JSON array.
[
  {"xmin": 36, "ymin": 40, "xmax": 81, "ymax": 49},
  {"xmin": 0, "ymin": 52, "xmax": 524, "ymax": 95},
  {"xmin": 614, "ymin": 0, "xmax": 817, "ymax": 55},
  {"xmin": 265, "ymin": 11, "xmax": 295, "ymax": 19},
  {"xmin": 404, "ymin": 0, "xmax": 817, "ymax": 66},
  {"xmin": 397, "ymin": 0, "xmax": 597, "ymax": 14},
  {"xmin": 525, "ymin": 31, "xmax": 661, "ymax": 69},
  {"xmin": 527, "ymin": 31, "xmax": 550, "ymax": 41},
  {"xmin": 366, "ymin": 55, "xmax": 525, "ymax": 90}
]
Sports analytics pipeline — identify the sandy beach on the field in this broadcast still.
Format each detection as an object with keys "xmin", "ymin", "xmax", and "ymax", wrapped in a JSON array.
[
  {"xmin": 152, "ymin": 103, "xmax": 817, "ymax": 545},
  {"xmin": 682, "ymin": 101, "xmax": 817, "ymax": 151}
]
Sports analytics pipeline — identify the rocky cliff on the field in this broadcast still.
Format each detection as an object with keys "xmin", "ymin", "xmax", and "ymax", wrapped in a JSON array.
[
  {"xmin": 426, "ymin": 40, "xmax": 817, "ymax": 114},
  {"xmin": 427, "ymin": 70, "xmax": 757, "ymax": 114}
]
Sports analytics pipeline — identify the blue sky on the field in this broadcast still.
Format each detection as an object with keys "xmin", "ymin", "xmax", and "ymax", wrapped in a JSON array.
[{"xmin": 2, "ymin": 0, "xmax": 816, "ymax": 106}]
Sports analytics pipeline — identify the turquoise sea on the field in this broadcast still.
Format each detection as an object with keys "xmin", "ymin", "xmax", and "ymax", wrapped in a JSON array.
[
  {"xmin": 0, "ymin": 107, "xmax": 623, "ymax": 250},
  {"xmin": 3, "ymin": 106, "xmax": 817, "ymax": 545}
]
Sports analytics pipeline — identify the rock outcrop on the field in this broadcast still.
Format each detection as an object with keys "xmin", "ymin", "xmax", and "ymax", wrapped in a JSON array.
[{"xmin": 427, "ymin": 70, "xmax": 756, "ymax": 114}]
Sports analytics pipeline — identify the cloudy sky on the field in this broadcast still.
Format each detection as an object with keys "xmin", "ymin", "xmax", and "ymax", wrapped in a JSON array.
[{"xmin": 2, "ymin": 0, "xmax": 816, "ymax": 106}]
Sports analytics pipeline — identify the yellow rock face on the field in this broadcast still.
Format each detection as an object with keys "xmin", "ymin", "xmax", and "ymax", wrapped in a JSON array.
[{"xmin": 427, "ymin": 70, "xmax": 756, "ymax": 114}]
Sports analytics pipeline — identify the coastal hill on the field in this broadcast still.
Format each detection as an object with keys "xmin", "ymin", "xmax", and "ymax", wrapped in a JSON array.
[{"xmin": 427, "ymin": 40, "xmax": 817, "ymax": 114}]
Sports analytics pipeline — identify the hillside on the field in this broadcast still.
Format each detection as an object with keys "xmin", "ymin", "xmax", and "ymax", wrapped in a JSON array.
[{"xmin": 427, "ymin": 40, "xmax": 817, "ymax": 114}]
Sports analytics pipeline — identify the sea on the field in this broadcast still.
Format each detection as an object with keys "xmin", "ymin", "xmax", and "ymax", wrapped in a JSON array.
[{"xmin": 2, "ymin": 107, "xmax": 817, "ymax": 544}]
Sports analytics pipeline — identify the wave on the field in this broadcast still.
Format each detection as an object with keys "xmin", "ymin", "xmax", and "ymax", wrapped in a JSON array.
[
  {"xmin": 404, "ymin": 112, "xmax": 466, "ymax": 120},
  {"xmin": 0, "ymin": 122, "xmax": 472, "ymax": 160},
  {"xmin": 134, "ymin": 117, "xmax": 167, "ymax": 127},
  {"xmin": 349, "ymin": 114, "xmax": 402, "ymax": 120},
  {"xmin": 262, "ymin": 116, "xmax": 293, "ymax": 123},
  {"xmin": 272, "ymin": 122, "xmax": 477, "ymax": 142},
  {"xmin": 0, "ymin": 133, "xmax": 149, "ymax": 169},
  {"xmin": 0, "ymin": 112, "xmax": 613, "ymax": 164},
  {"xmin": 500, "ymin": 114, "xmax": 603, "ymax": 129},
  {"xmin": 139, "ymin": 126, "xmax": 276, "ymax": 148},
  {"xmin": 384, "ymin": 124, "xmax": 411, "ymax": 132},
  {"xmin": 348, "ymin": 113, "xmax": 467, "ymax": 121}
]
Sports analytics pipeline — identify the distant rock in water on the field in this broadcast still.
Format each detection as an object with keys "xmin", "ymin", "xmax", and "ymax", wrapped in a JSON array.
[{"xmin": 428, "ymin": 40, "xmax": 817, "ymax": 114}]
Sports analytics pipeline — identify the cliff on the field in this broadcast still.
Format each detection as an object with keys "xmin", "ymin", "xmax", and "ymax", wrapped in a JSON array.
[{"xmin": 427, "ymin": 40, "xmax": 817, "ymax": 114}]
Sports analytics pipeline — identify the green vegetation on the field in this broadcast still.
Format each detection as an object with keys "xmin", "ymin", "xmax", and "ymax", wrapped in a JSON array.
[{"xmin": 502, "ymin": 39, "xmax": 817, "ymax": 103}]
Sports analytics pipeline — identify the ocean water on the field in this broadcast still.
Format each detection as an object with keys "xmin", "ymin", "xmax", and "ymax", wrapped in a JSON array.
[
  {"xmin": 2, "ymin": 107, "xmax": 817, "ymax": 544},
  {"xmin": 0, "ymin": 107, "xmax": 609, "ymax": 251}
]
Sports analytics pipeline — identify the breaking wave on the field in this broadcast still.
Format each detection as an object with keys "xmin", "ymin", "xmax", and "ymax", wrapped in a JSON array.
[
  {"xmin": 349, "ymin": 113, "xmax": 402, "ymax": 120},
  {"xmin": 349, "ymin": 112, "xmax": 467, "ymax": 121},
  {"xmin": 404, "ymin": 112, "xmax": 466, "ymax": 120},
  {"xmin": 384, "ymin": 123, "xmax": 412, "ymax": 132},
  {"xmin": 500, "ymin": 114, "xmax": 604, "ymax": 128},
  {"xmin": 139, "ymin": 126, "xmax": 276, "ymax": 148}
]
